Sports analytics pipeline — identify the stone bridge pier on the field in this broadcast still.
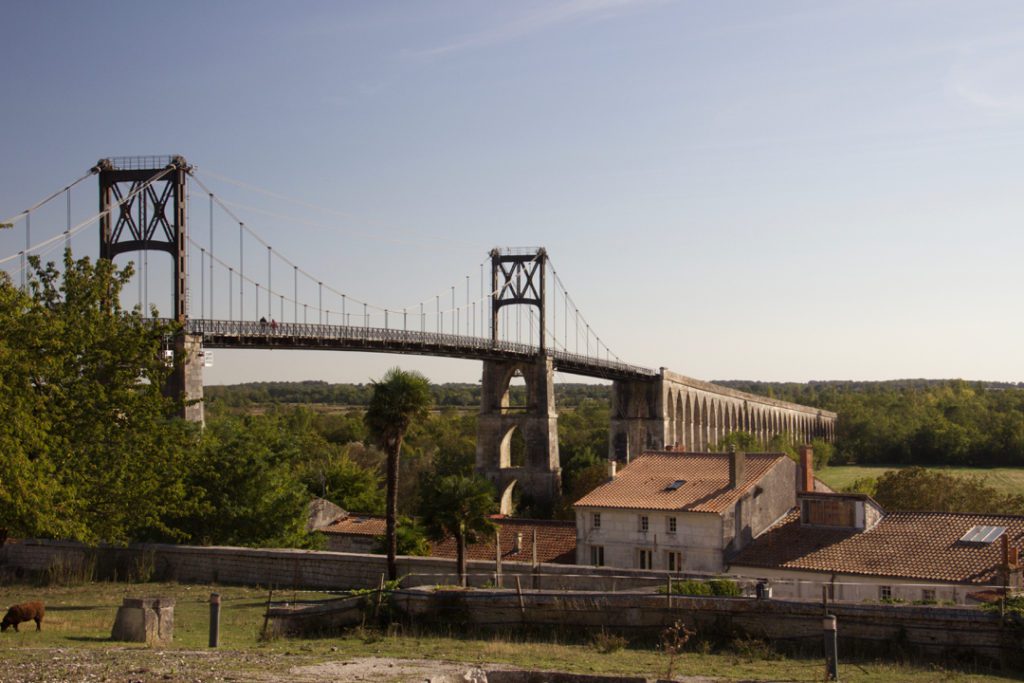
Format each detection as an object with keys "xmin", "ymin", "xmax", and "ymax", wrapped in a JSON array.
[
  {"xmin": 610, "ymin": 369, "xmax": 837, "ymax": 463},
  {"xmin": 475, "ymin": 357, "xmax": 561, "ymax": 515}
]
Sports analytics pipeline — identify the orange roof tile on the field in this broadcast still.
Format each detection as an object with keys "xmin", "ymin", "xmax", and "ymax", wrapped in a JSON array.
[
  {"xmin": 730, "ymin": 510, "xmax": 1024, "ymax": 584},
  {"xmin": 430, "ymin": 518, "xmax": 576, "ymax": 565},
  {"xmin": 319, "ymin": 514, "xmax": 386, "ymax": 536},
  {"xmin": 573, "ymin": 451, "xmax": 789, "ymax": 513}
]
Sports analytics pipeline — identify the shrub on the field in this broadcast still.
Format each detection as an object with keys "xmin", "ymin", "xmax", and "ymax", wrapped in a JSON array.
[{"xmin": 592, "ymin": 630, "xmax": 628, "ymax": 654}]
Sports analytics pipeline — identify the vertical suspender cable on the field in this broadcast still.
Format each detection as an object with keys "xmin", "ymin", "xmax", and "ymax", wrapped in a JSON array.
[
  {"xmin": 342, "ymin": 295, "xmax": 346, "ymax": 326},
  {"xmin": 229, "ymin": 268, "xmax": 234, "ymax": 320},
  {"xmin": 465, "ymin": 275, "xmax": 470, "ymax": 335},
  {"xmin": 209, "ymin": 193, "xmax": 214, "ymax": 318},
  {"xmin": 65, "ymin": 189, "xmax": 71, "ymax": 253},
  {"xmin": 239, "ymin": 223, "xmax": 244, "ymax": 321},
  {"xmin": 318, "ymin": 282, "xmax": 322, "ymax": 325},
  {"xmin": 267, "ymin": 246, "xmax": 272, "ymax": 317},
  {"xmin": 451, "ymin": 286, "xmax": 455, "ymax": 335},
  {"xmin": 293, "ymin": 266, "xmax": 298, "ymax": 323},
  {"xmin": 200, "ymin": 249, "xmax": 205, "ymax": 317}
]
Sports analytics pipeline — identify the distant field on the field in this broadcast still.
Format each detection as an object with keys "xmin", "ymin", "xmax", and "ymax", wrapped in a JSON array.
[{"xmin": 819, "ymin": 465, "xmax": 1024, "ymax": 495}]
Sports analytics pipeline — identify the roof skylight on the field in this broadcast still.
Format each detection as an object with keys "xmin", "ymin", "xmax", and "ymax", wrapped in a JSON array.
[
  {"xmin": 960, "ymin": 525, "xmax": 1006, "ymax": 544},
  {"xmin": 665, "ymin": 480, "xmax": 686, "ymax": 491}
]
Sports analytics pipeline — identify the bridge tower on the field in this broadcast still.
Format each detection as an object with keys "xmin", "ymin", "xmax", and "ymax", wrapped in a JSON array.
[
  {"xmin": 476, "ymin": 248, "xmax": 561, "ymax": 515},
  {"xmin": 97, "ymin": 156, "xmax": 204, "ymax": 423}
]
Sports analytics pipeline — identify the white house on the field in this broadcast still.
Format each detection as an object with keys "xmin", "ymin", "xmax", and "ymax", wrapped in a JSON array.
[{"xmin": 573, "ymin": 449, "xmax": 799, "ymax": 572}]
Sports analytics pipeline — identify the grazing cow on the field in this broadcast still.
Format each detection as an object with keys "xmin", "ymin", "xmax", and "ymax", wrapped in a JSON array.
[{"xmin": 1, "ymin": 602, "xmax": 45, "ymax": 632}]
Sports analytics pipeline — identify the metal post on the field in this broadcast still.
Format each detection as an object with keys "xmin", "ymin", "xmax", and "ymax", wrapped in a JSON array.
[
  {"xmin": 364, "ymin": 303, "xmax": 367, "ymax": 327},
  {"xmin": 209, "ymin": 593, "xmax": 221, "ymax": 648},
  {"xmin": 342, "ymin": 295, "xmax": 346, "ymax": 326},
  {"xmin": 420, "ymin": 302, "xmax": 424, "ymax": 332},
  {"xmin": 451, "ymin": 286, "xmax": 455, "ymax": 334},
  {"xmin": 823, "ymin": 615, "xmax": 838, "ymax": 680},
  {"xmin": 466, "ymin": 275, "xmax": 470, "ymax": 335},
  {"xmin": 436, "ymin": 295, "xmax": 440, "ymax": 332}
]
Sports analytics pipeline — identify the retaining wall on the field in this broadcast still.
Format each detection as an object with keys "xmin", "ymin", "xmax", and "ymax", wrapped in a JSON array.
[{"xmin": 396, "ymin": 587, "xmax": 1024, "ymax": 668}]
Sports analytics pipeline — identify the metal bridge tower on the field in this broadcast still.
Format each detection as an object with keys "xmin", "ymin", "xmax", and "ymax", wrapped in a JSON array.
[
  {"xmin": 476, "ymin": 248, "xmax": 561, "ymax": 515},
  {"xmin": 97, "ymin": 156, "xmax": 204, "ymax": 423}
]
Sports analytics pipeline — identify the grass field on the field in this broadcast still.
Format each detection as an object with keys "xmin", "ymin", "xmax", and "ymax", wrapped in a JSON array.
[
  {"xmin": 818, "ymin": 465, "xmax": 1024, "ymax": 495},
  {"xmin": 0, "ymin": 581, "xmax": 1018, "ymax": 682}
]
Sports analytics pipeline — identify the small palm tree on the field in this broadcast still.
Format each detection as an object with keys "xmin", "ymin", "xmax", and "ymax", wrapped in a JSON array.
[
  {"xmin": 421, "ymin": 474, "xmax": 498, "ymax": 586},
  {"xmin": 365, "ymin": 368, "xmax": 432, "ymax": 580}
]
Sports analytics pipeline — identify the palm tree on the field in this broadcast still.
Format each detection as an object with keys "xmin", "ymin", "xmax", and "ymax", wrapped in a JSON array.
[
  {"xmin": 420, "ymin": 474, "xmax": 498, "ymax": 586},
  {"xmin": 365, "ymin": 368, "xmax": 432, "ymax": 581}
]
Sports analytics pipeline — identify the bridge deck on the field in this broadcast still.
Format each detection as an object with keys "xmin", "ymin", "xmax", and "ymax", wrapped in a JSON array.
[{"xmin": 184, "ymin": 319, "xmax": 658, "ymax": 381}]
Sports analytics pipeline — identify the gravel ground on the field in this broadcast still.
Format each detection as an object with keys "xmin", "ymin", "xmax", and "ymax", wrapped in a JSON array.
[{"xmin": 0, "ymin": 650, "xmax": 726, "ymax": 683}]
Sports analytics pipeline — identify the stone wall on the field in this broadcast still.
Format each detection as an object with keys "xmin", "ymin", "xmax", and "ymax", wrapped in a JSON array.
[
  {"xmin": 0, "ymin": 539, "xmax": 692, "ymax": 592},
  {"xmin": 396, "ymin": 587, "xmax": 1024, "ymax": 668}
]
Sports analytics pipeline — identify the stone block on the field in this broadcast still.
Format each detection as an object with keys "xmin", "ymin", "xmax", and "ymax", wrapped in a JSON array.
[{"xmin": 110, "ymin": 596, "xmax": 175, "ymax": 645}]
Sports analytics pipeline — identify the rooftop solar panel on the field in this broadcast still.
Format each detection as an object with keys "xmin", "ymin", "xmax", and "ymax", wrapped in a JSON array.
[{"xmin": 960, "ymin": 525, "xmax": 1006, "ymax": 544}]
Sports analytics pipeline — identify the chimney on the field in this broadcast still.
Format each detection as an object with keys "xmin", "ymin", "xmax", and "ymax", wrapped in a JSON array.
[
  {"xmin": 798, "ymin": 444, "xmax": 815, "ymax": 493},
  {"xmin": 728, "ymin": 446, "xmax": 745, "ymax": 489},
  {"xmin": 513, "ymin": 532, "xmax": 523, "ymax": 554},
  {"xmin": 607, "ymin": 460, "xmax": 618, "ymax": 481}
]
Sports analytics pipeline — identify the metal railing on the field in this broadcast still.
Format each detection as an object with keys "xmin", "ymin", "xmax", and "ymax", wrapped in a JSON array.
[{"xmin": 182, "ymin": 318, "xmax": 656, "ymax": 379}]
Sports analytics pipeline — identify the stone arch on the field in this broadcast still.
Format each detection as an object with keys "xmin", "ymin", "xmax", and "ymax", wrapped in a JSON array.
[
  {"xmin": 683, "ymin": 392, "xmax": 693, "ymax": 451},
  {"xmin": 674, "ymin": 391, "xmax": 684, "ymax": 449},
  {"xmin": 499, "ymin": 425, "xmax": 526, "ymax": 468},
  {"xmin": 499, "ymin": 479, "xmax": 517, "ymax": 515},
  {"xmin": 709, "ymin": 399, "xmax": 719, "ymax": 447}
]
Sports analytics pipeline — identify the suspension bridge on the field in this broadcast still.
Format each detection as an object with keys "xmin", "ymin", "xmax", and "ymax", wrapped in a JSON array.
[{"xmin": 1, "ymin": 155, "xmax": 836, "ymax": 512}]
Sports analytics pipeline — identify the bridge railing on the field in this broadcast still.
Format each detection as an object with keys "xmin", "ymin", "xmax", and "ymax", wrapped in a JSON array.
[{"xmin": 181, "ymin": 319, "xmax": 655, "ymax": 378}]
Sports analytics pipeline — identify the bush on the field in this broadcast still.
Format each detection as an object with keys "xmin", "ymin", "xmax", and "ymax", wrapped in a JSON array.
[{"xmin": 661, "ymin": 578, "xmax": 742, "ymax": 597}]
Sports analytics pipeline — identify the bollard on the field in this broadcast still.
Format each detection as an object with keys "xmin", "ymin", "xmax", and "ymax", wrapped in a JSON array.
[
  {"xmin": 823, "ymin": 614, "xmax": 838, "ymax": 681},
  {"xmin": 209, "ymin": 593, "xmax": 221, "ymax": 648}
]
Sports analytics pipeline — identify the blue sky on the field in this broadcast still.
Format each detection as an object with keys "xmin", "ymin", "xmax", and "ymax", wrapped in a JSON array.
[{"xmin": 3, "ymin": 0, "xmax": 1024, "ymax": 385}]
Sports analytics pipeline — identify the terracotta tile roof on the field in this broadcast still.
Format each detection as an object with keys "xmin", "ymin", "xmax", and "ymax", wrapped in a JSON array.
[
  {"xmin": 573, "ymin": 451, "xmax": 789, "ymax": 513},
  {"xmin": 319, "ymin": 514, "xmax": 576, "ymax": 565},
  {"xmin": 319, "ymin": 514, "xmax": 386, "ymax": 536},
  {"xmin": 430, "ymin": 518, "xmax": 576, "ymax": 565},
  {"xmin": 730, "ymin": 510, "xmax": 1024, "ymax": 584}
]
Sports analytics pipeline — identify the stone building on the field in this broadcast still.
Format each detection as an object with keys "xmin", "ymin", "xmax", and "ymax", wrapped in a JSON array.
[{"xmin": 573, "ymin": 450, "xmax": 799, "ymax": 572}]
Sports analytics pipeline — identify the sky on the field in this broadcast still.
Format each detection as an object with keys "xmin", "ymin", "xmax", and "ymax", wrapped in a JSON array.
[{"xmin": 3, "ymin": 0, "xmax": 1024, "ymax": 386}]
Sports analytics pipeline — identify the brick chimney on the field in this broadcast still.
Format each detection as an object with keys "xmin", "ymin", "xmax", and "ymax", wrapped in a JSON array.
[
  {"xmin": 798, "ymin": 444, "xmax": 814, "ymax": 493},
  {"xmin": 728, "ymin": 446, "xmax": 745, "ymax": 489}
]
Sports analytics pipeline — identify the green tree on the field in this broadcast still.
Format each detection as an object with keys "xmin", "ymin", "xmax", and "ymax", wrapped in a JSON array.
[
  {"xmin": 365, "ymin": 368, "xmax": 432, "ymax": 580},
  {"xmin": 870, "ymin": 467, "xmax": 1024, "ymax": 515},
  {"xmin": 419, "ymin": 474, "xmax": 497, "ymax": 586},
  {"xmin": 0, "ymin": 254, "xmax": 199, "ymax": 544},
  {"xmin": 373, "ymin": 516, "xmax": 430, "ymax": 557},
  {"xmin": 171, "ymin": 413, "xmax": 318, "ymax": 548},
  {"xmin": 714, "ymin": 431, "xmax": 760, "ymax": 453}
]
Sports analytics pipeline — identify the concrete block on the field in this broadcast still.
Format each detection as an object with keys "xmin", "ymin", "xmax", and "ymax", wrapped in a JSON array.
[{"xmin": 110, "ymin": 596, "xmax": 175, "ymax": 645}]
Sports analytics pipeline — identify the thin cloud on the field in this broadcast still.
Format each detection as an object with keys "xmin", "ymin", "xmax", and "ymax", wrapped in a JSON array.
[{"xmin": 411, "ymin": 0, "xmax": 665, "ymax": 58}]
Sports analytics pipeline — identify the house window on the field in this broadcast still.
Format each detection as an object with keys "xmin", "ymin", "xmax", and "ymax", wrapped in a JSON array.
[
  {"xmin": 667, "ymin": 517, "xmax": 677, "ymax": 534},
  {"xmin": 639, "ymin": 515, "xmax": 649, "ymax": 533},
  {"xmin": 590, "ymin": 545, "xmax": 604, "ymax": 567},
  {"xmin": 921, "ymin": 589, "xmax": 936, "ymax": 603},
  {"xmin": 593, "ymin": 513, "xmax": 601, "ymax": 529},
  {"xmin": 666, "ymin": 551, "xmax": 683, "ymax": 572},
  {"xmin": 879, "ymin": 585, "xmax": 892, "ymax": 601},
  {"xmin": 637, "ymin": 548, "xmax": 653, "ymax": 570}
]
